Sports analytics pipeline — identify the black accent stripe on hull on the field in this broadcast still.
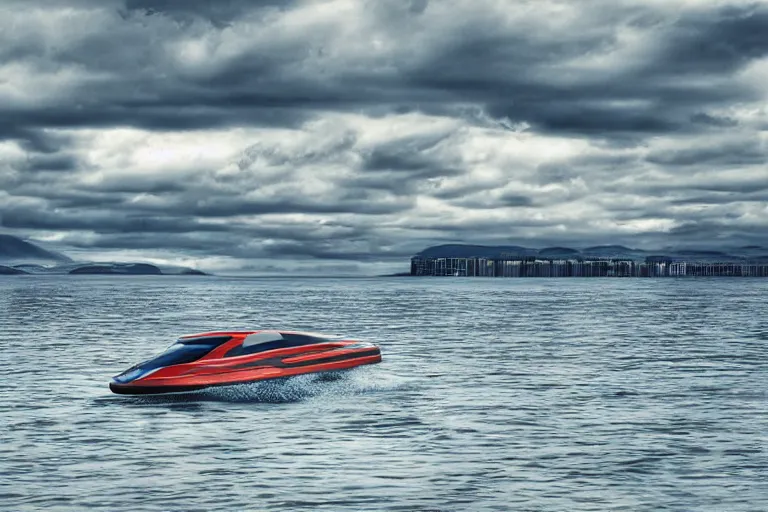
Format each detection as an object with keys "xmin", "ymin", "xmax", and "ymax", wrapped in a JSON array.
[
  {"xmin": 109, "ymin": 382, "xmax": 209, "ymax": 395},
  {"xmin": 109, "ymin": 358, "xmax": 380, "ymax": 395}
]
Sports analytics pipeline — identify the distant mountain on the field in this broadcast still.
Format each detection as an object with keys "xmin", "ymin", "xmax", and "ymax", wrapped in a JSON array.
[
  {"xmin": 416, "ymin": 244, "xmax": 538, "ymax": 259},
  {"xmin": 414, "ymin": 244, "xmax": 583, "ymax": 259},
  {"xmin": 69, "ymin": 263, "xmax": 163, "ymax": 275},
  {"xmin": 10, "ymin": 261, "xmax": 210, "ymax": 276},
  {"xmin": 583, "ymin": 245, "xmax": 634, "ymax": 252},
  {"xmin": 538, "ymin": 246, "xmax": 580, "ymax": 257},
  {"xmin": 66, "ymin": 263, "xmax": 208, "ymax": 275},
  {"xmin": 0, "ymin": 264, "xmax": 28, "ymax": 275},
  {"xmin": 413, "ymin": 243, "xmax": 768, "ymax": 263},
  {"xmin": 674, "ymin": 249, "xmax": 729, "ymax": 257},
  {"xmin": 178, "ymin": 268, "xmax": 208, "ymax": 275},
  {"xmin": 0, "ymin": 233, "xmax": 210, "ymax": 276},
  {"xmin": 0, "ymin": 234, "xmax": 72, "ymax": 264}
]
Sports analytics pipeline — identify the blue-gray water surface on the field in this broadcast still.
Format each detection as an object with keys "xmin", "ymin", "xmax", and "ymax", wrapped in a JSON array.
[{"xmin": 1, "ymin": 276, "xmax": 767, "ymax": 511}]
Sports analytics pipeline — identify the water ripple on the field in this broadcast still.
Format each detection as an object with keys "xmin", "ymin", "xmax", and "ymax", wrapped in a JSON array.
[{"xmin": 1, "ymin": 275, "xmax": 767, "ymax": 511}]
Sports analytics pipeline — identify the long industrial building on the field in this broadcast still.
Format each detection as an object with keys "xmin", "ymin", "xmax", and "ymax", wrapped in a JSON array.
[{"xmin": 410, "ymin": 256, "xmax": 768, "ymax": 277}]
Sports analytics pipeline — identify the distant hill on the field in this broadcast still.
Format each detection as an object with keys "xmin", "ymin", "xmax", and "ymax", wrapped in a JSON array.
[
  {"xmin": 0, "ymin": 264, "xmax": 28, "ymax": 275},
  {"xmin": 0, "ymin": 233, "xmax": 210, "ymax": 276},
  {"xmin": 12, "ymin": 261, "xmax": 211, "ymax": 276},
  {"xmin": 416, "ymin": 244, "xmax": 538, "ymax": 259},
  {"xmin": 69, "ymin": 263, "xmax": 163, "ymax": 275},
  {"xmin": 0, "ymin": 234, "xmax": 72, "ymax": 263},
  {"xmin": 413, "ymin": 243, "xmax": 768, "ymax": 263},
  {"xmin": 583, "ymin": 245, "xmax": 634, "ymax": 252},
  {"xmin": 539, "ymin": 246, "xmax": 580, "ymax": 257}
]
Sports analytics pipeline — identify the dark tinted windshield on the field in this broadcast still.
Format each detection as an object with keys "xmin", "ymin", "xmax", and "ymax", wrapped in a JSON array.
[
  {"xmin": 113, "ymin": 336, "xmax": 232, "ymax": 383},
  {"xmin": 147, "ymin": 343, "xmax": 214, "ymax": 367}
]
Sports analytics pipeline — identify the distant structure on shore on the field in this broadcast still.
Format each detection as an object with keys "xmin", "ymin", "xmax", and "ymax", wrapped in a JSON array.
[{"xmin": 410, "ymin": 244, "xmax": 768, "ymax": 277}]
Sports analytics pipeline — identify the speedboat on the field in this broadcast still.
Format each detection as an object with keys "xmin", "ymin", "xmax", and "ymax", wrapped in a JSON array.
[{"xmin": 109, "ymin": 330, "xmax": 382, "ymax": 395}]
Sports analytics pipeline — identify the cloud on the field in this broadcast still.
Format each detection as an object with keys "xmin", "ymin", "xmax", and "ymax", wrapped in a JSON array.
[
  {"xmin": 645, "ymin": 136, "xmax": 768, "ymax": 167},
  {"xmin": 1, "ymin": 0, "xmax": 767, "ymax": 273},
  {"xmin": 122, "ymin": 0, "xmax": 292, "ymax": 27}
]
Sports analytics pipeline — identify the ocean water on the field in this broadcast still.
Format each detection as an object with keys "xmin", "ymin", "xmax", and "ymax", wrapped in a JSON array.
[{"xmin": 1, "ymin": 275, "xmax": 767, "ymax": 511}]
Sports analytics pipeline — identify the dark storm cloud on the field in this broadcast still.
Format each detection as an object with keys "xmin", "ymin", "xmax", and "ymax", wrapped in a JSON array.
[
  {"xmin": 54, "ymin": 227, "xmax": 407, "ymax": 263},
  {"xmin": 646, "ymin": 138, "xmax": 768, "ymax": 167},
  {"xmin": 237, "ymin": 134, "xmax": 358, "ymax": 169},
  {"xmin": 498, "ymin": 194, "xmax": 536, "ymax": 208},
  {"xmin": 23, "ymin": 154, "xmax": 79, "ymax": 172},
  {"xmin": 43, "ymin": 193, "xmax": 127, "ymax": 209},
  {"xmin": 2, "ymin": 1, "xmax": 766, "ymax": 150},
  {"xmin": 670, "ymin": 191, "xmax": 768, "ymax": 206},
  {"xmin": 362, "ymin": 132, "xmax": 452, "ymax": 172},
  {"xmin": 6, "ymin": 177, "xmax": 185, "ymax": 204},
  {"xmin": 614, "ymin": 173, "xmax": 768, "ymax": 196},
  {"xmin": 402, "ymin": 215, "xmax": 558, "ymax": 233},
  {"xmin": 448, "ymin": 193, "xmax": 537, "ymax": 210},
  {"xmin": 2, "ymin": 0, "xmax": 763, "ymax": 140},
  {"xmin": 122, "ymin": 0, "xmax": 291, "ymax": 27},
  {"xmin": 60, "ymin": 232, "xmax": 234, "ymax": 252},
  {"xmin": 428, "ymin": 178, "xmax": 512, "ymax": 201},
  {"xmin": 54, "ymin": 221, "xmax": 371, "ymax": 250},
  {"xmin": 0, "ymin": 192, "xmax": 409, "ymax": 235},
  {"xmin": 86, "ymin": 180, "xmax": 188, "ymax": 195},
  {"xmin": 660, "ymin": 5, "xmax": 768, "ymax": 74},
  {"xmin": 155, "ymin": 193, "xmax": 415, "ymax": 218},
  {"xmin": 1, "ymin": 106, "xmax": 312, "ymax": 136},
  {"xmin": 402, "ymin": 3, "xmax": 768, "ymax": 138},
  {"xmin": 3, "ymin": 209, "xmax": 406, "ymax": 264},
  {"xmin": 694, "ymin": 180, "xmax": 768, "ymax": 194},
  {"xmin": 260, "ymin": 241, "xmax": 399, "ymax": 261},
  {"xmin": 347, "ymin": 130, "xmax": 465, "ymax": 195},
  {"xmin": 7, "ymin": 129, "xmax": 75, "ymax": 155},
  {"xmin": 3, "ymin": 0, "xmax": 768, "ymax": 267},
  {"xmin": 666, "ymin": 220, "xmax": 768, "ymax": 247},
  {"xmin": 690, "ymin": 112, "xmax": 739, "ymax": 128},
  {"xmin": 0, "ymin": 206, "xmax": 225, "ymax": 234}
]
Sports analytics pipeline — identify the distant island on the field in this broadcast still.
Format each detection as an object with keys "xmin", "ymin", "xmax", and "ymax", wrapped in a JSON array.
[
  {"xmin": 409, "ymin": 244, "xmax": 768, "ymax": 278},
  {"xmin": 0, "ymin": 264, "xmax": 28, "ymax": 275},
  {"xmin": 5, "ymin": 234, "xmax": 768, "ymax": 279},
  {"xmin": 0, "ymin": 234, "xmax": 210, "ymax": 276}
]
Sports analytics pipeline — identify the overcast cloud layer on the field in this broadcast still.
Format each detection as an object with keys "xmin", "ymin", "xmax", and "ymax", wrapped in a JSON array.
[{"xmin": 1, "ymin": 0, "xmax": 767, "ymax": 273}]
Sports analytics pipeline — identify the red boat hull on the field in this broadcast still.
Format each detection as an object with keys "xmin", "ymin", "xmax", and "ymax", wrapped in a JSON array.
[{"xmin": 109, "ymin": 330, "xmax": 382, "ymax": 395}]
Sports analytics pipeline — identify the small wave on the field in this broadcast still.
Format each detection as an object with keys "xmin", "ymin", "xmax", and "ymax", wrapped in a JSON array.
[{"xmin": 110, "ymin": 366, "xmax": 416, "ymax": 405}]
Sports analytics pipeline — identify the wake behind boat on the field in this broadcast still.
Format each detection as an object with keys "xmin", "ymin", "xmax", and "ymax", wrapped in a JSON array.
[{"xmin": 109, "ymin": 330, "xmax": 382, "ymax": 395}]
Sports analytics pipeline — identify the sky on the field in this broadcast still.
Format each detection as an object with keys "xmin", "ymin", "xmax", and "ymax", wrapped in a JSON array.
[{"xmin": 1, "ymin": 0, "xmax": 767, "ymax": 274}]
